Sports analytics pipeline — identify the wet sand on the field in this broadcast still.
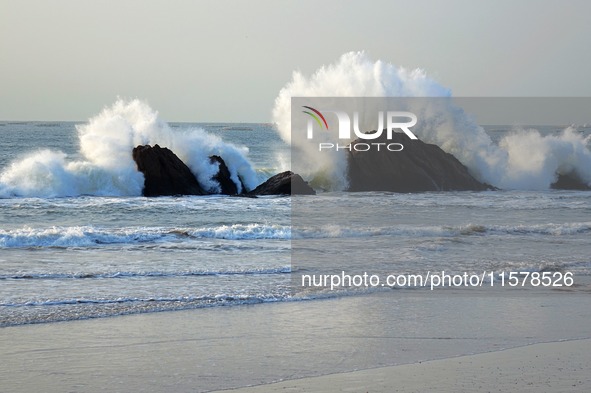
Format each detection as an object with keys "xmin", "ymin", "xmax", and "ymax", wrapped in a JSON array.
[
  {"xmin": 1, "ymin": 289, "xmax": 589, "ymax": 392},
  {"xmin": 213, "ymin": 339, "xmax": 591, "ymax": 393}
]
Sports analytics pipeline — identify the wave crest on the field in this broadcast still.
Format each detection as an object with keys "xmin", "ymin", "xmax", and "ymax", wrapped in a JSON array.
[
  {"xmin": 0, "ymin": 224, "xmax": 291, "ymax": 248},
  {"xmin": 0, "ymin": 99, "xmax": 259, "ymax": 197},
  {"xmin": 272, "ymin": 51, "xmax": 591, "ymax": 191}
]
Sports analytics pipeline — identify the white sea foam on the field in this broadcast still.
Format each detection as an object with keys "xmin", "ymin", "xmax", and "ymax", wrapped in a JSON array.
[
  {"xmin": 187, "ymin": 223, "xmax": 291, "ymax": 240},
  {"xmin": 0, "ymin": 99, "xmax": 259, "ymax": 197},
  {"xmin": 0, "ymin": 267, "xmax": 292, "ymax": 281},
  {"xmin": 273, "ymin": 51, "xmax": 591, "ymax": 190},
  {"xmin": 1, "ymin": 221, "xmax": 587, "ymax": 249},
  {"xmin": 0, "ymin": 224, "xmax": 292, "ymax": 248},
  {"xmin": 292, "ymin": 222, "xmax": 591, "ymax": 239},
  {"xmin": 1, "ymin": 293, "xmax": 287, "ymax": 308}
]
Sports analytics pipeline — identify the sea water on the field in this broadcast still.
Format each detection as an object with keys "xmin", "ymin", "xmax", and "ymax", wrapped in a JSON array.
[
  {"xmin": 0, "ymin": 117, "xmax": 590, "ymax": 327},
  {"xmin": 0, "ymin": 120, "xmax": 293, "ymax": 326}
]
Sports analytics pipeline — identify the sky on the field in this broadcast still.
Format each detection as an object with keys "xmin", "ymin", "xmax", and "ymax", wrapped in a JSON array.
[{"xmin": 1, "ymin": 0, "xmax": 591, "ymax": 122}]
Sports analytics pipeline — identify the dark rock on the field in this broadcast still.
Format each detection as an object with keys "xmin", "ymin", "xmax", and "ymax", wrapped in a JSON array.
[
  {"xmin": 132, "ymin": 144, "xmax": 206, "ymax": 196},
  {"xmin": 248, "ymin": 171, "xmax": 316, "ymax": 195},
  {"xmin": 210, "ymin": 155, "xmax": 239, "ymax": 195},
  {"xmin": 347, "ymin": 132, "xmax": 491, "ymax": 192},
  {"xmin": 132, "ymin": 145, "xmax": 313, "ymax": 197},
  {"xmin": 551, "ymin": 172, "xmax": 591, "ymax": 190}
]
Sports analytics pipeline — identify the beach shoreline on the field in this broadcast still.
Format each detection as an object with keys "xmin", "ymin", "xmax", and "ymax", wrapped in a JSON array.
[
  {"xmin": 1, "ymin": 290, "xmax": 589, "ymax": 392},
  {"xmin": 212, "ymin": 338, "xmax": 591, "ymax": 393}
]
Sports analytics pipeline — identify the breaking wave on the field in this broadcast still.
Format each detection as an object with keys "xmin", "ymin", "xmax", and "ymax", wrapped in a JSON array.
[
  {"xmin": 0, "ymin": 99, "xmax": 259, "ymax": 198},
  {"xmin": 273, "ymin": 51, "xmax": 591, "ymax": 190},
  {"xmin": 1, "ymin": 221, "xmax": 588, "ymax": 249},
  {"xmin": 293, "ymin": 222, "xmax": 591, "ymax": 239},
  {"xmin": 0, "ymin": 224, "xmax": 292, "ymax": 248}
]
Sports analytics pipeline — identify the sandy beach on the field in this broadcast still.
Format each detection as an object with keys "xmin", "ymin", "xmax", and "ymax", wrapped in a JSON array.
[
  {"xmin": 213, "ymin": 339, "xmax": 591, "ymax": 393},
  {"xmin": 1, "ymin": 289, "xmax": 589, "ymax": 393}
]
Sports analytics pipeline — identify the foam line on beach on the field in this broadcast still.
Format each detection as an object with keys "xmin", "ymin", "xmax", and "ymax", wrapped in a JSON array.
[{"xmin": 0, "ymin": 266, "xmax": 292, "ymax": 281}]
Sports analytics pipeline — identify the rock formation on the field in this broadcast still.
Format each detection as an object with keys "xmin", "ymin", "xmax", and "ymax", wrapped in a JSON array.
[
  {"xmin": 133, "ymin": 145, "xmax": 314, "ymax": 196},
  {"xmin": 551, "ymin": 172, "xmax": 591, "ymax": 190},
  {"xmin": 346, "ymin": 133, "xmax": 491, "ymax": 192},
  {"xmin": 132, "ymin": 138, "xmax": 591, "ymax": 196},
  {"xmin": 247, "ymin": 171, "xmax": 316, "ymax": 195},
  {"xmin": 132, "ymin": 145, "xmax": 206, "ymax": 196},
  {"xmin": 210, "ymin": 155, "xmax": 240, "ymax": 195}
]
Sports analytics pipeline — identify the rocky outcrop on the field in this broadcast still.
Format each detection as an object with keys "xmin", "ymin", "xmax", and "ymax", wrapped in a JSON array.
[
  {"xmin": 248, "ymin": 171, "xmax": 316, "ymax": 195},
  {"xmin": 347, "ymin": 133, "xmax": 491, "ymax": 192},
  {"xmin": 133, "ymin": 145, "xmax": 313, "ymax": 197},
  {"xmin": 210, "ymin": 155, "xmax": 240, "ymax": 195},
  {"xmin": 133, "ymin": 133, "xmax": 497, "ymax": 197},
  {"xmin": 551, "ymin": 172, "xmax": 591, "ymax": 190},
  {"xmin": 132, "ymin": 144, "xmax": 206, "ymax": 196}
]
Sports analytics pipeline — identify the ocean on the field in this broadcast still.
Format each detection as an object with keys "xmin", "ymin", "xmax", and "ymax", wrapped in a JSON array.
[
  {"xmin": 0, "ymin": 120, "xmax": 294, "ymax": 326},
  {"xmin": 1, "ymin": 113, "xmax": 590, "ymax": 328}
]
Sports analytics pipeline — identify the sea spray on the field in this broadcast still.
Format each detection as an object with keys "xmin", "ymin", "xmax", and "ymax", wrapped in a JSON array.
[
  {"xmin": 0, "ymin": 99, "xmax": 259, "ymax": 197},
  {"xmin": 273, "ymin": 51, "xmax": 591, "ymax": 190},
  {"xmin": 273, "ymin": 51, "xmax": 450, "ymax": 190},
  {"xmin": 498, "ymin": 126, "xmax": 591, "ymax": 189},
  {"xmin": 0, "ymin": 149, "xmax": 143, "ymax": 197}
]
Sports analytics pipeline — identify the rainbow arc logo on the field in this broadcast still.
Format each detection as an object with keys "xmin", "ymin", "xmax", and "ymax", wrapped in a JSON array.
[{"xmin": 302, "ymin": 106, "xmax": 329, "ymax": 130}]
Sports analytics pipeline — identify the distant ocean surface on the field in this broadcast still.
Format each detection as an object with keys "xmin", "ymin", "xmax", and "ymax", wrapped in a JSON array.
[{"xmin": 1, "ymin": 120, "xmax": 590, "ymax": 327}]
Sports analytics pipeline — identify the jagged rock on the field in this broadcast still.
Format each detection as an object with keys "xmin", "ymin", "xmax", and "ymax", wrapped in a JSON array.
[
  {"xmin": 132, "ymin": 144, "xmax": 206, "ymax": 196},
  {"xmin": 347, "ymin": 133, "xmax": 491, "ymax": 192},
  {"xmin": 210, "ymin": 155, "xmax": 240, "ymax": 195},
  {"xmin": 551, "ymin": 172, "xmax": 591, "ymax": 190},
  {"xmin": 248, "ymin": 171, "xmax": 316, "ymax": 195},
  {"xmin": 132, "ymin": 145, "xmax": 313, "ymax": 197}
]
